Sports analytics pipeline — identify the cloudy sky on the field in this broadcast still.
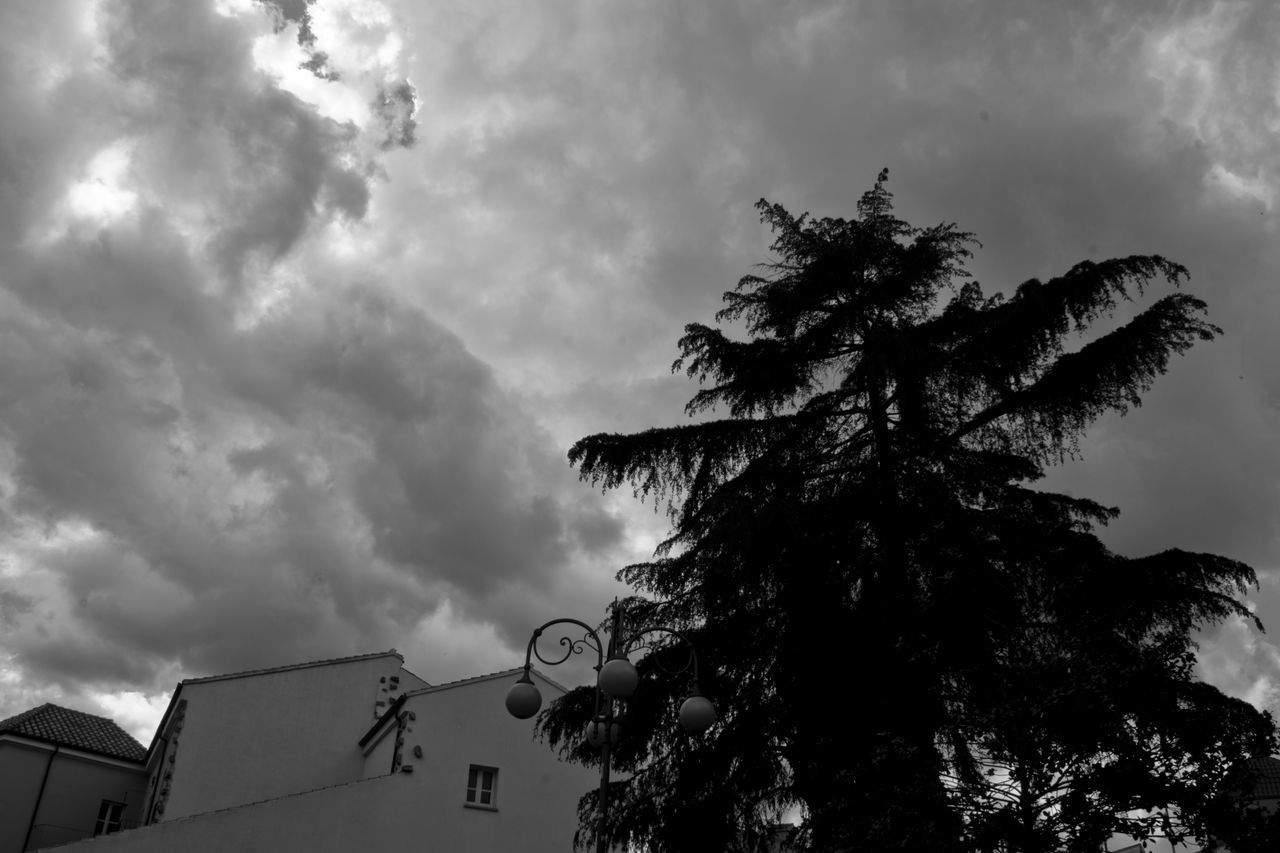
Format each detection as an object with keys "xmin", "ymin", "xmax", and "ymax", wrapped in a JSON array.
[{"xmin": 1, "ymin": 0, "xmax": 1278, "ymax": 744}]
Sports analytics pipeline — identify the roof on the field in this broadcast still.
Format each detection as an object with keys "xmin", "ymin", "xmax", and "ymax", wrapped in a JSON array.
[
  {"xmin": 0, "ymin": 703, "xmax": 146, "ymax": 762},
  {"xmin": 180, "ymin": 649, "xmax": 403, "ymax": 686},
  {"xmin": 1241, "ymin": 756, "xmax": 1280, "ymax": 799},
  {"xmin": 405, "ymin": 666, "xmax": 569, "ymax": 698}
]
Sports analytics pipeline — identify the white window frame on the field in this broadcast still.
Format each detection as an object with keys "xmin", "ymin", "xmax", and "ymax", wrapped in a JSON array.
[
  {"xmin": 465, "ymin": 764, "xmax": 498, "ymax": 810},
  {"xmin": 93, "ymin": 800, "xmax": 125, "ymax": 836}
]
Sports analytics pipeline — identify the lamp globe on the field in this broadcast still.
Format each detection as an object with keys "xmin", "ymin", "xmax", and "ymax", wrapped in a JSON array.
[
  {"xmin": 679, "ymin": 693, "xmax": 716, "ymax": 734},
  {"xmin": 585, "ymin": 719, "xmax": 622, "ymax": 748},
  {"xmin": 598, "ymin": 656, "xmax": 639, "ymax": 698},
  {"xmin": 505, "ymin": 675, "xmax": 542, "ymax": 719}
]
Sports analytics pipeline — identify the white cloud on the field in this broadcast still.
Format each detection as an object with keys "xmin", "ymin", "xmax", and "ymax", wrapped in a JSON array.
[
  {"xmin": 1142, "ymin": 0, "xmax": 1280, "ymax": 215},
  {"xmin": 66, "ymin": 139, "xmax": 138, "ymax": 223},
  {"xmin": 308, "ymin": 0, "xmax": 402, "ymax": 73},
  {"xmin": 251, "ymin": 23, "xmax": 371, "ymax": 125},
  {"xmin": 1197, "ymin": 613, "xmax": 1280, "ymax": 717},
  {"xmin": 88, "ymin": 689, "xmax": 173, "ymax": 745}
]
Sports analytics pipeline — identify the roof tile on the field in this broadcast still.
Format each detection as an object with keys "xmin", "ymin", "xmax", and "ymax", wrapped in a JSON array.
[
  {"xmin": 1242, "ymin": 756, "xmax": 1280, "ymax": 800},
  {"xmin": 0, "ymin": 703, "xmax": 146, "ymax": 762}
]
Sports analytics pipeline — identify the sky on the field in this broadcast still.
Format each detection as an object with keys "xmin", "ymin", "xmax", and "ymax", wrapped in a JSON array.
[{"xmin": 0, "ymin": 0, "xmax": 1278, "ymax": 746}]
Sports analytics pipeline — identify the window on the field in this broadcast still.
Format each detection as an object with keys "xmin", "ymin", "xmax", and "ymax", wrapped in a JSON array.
[
  {"xmin": 93, "ymin": 801, "xmax": 125, "ymax": 836},
  {"xmin": 465, "ymin": 765, "xmax": 498, "ymax": 809}
]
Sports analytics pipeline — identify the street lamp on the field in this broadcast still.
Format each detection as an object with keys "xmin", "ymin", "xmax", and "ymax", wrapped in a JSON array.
[{"xmin": 505, "ymin": 600, "xmax": 716, "ymax": 853}]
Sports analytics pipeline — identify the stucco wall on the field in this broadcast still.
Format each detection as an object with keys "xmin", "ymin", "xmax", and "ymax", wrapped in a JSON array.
[
  {"xmin": 26, "ymin": 751, "xmax": 146, "ymax": 851},
  {"xmin": 41, "ymin": 775, "xmax": 408, "ymax": 853},
  {"xmin": 359, "ymin": 715, "xmax": 397, "ymax": 781},
  {"xmin": 395, "ymin": 671, "xmax": 600, "ymax": 853},
  {"xmin": 46, "ymin": 703, "xmax": 599, "ymax": 853},
  {"xmin": 1, "ymin": 739, "xmax": 51, "ymax": 853},
  {"xmin": 396, "ymin": 666, "xmax": 430, "ymax": 692},
  {"xmin": 38, "ymin": 670, "xmax": 607, "ymax": 853},
  {"xmin": 154, "ymin": 654, "xmax": 405, "ymax": 822},
  {"xmin": 0, "ymin": 740, "xmax": 146, "ymax": 853}
]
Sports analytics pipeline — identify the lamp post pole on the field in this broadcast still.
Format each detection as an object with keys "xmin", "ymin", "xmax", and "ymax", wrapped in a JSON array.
[
  {"xmin": 505, "ymin": 600, "xmax": 717, "ymax": 853},
  {"xmin": 595, "ymin": 604, "xmax": 621, "ymax": 852}
]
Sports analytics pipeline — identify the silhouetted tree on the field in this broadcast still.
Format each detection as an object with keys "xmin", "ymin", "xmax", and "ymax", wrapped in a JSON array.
[{"xmin": 538, "ymin": 172, "xmax": 1276, "ymax": 852}]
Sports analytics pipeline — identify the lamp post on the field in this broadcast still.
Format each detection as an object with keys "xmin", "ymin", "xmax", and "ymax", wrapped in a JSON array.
[{"xmin": 505, "ymin": 600, "xmax": 716, "ymax": 853}]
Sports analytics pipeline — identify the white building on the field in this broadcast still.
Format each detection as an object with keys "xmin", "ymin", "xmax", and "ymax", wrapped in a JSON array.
[
  {"xmin": 19, "ymin": 650, "xmax": 596, "ymax": 853},
  {"xmin": 0, "ymin": 704, "xmax": 147, "ymax": 851}
]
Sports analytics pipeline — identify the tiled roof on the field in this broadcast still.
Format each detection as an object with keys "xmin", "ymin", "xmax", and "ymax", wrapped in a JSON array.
[
  {"xmin": 1242, "ymin": 756, "xmax": 1280, "ymax": 799},
  {"xmin": 182, "ymin": 649, "xmax": 403, "ymax": 685},
  {"xmin": 0, "ymin": 703, "xmax": 146, "ymax": 762}
]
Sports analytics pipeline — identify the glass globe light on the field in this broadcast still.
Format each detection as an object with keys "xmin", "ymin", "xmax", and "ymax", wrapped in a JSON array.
[
  {"xmin": 585, "ymin": 718, "xmax": 622, "ymax": 748},
  {"xmin": 598, "ymin": 655, "xmax": 639, "ymax": 698},
  {"xmin": 505, "ymin": 675, "xmax": 542, "ymax": 719},
  {"xmin": 679, "ymin": 693, "xmax": 716, "ymax": 734}
]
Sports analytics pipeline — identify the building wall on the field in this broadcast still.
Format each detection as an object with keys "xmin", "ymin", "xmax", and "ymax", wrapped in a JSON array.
[
  {"xmin": 47, "ymin": 677, "xmax": 604, "ymax": 853},
  {"xmin": 391, "ymin": 671, "xmax": 600, "ymax": 853},
  {"xmin": 396, "ymin": 667, "xmax": 430, "ymax": 693},
  {"xmin": 0, "ymin": 738, "xmax": 146, "ymax": 853},
  {"xmin": 38, "ymin": 775, "xmax": 410, "ymax": 853},
  {"xmin": 0, "ymin": 739, "xmax": 50, "ymax": 853},
  {"xmin": 359, "ymin": 713, "xmax": 397, "ymax": 781},
  {"xmin": 151, "ymin": 653, "xmax": 406, "ymax": 823}
]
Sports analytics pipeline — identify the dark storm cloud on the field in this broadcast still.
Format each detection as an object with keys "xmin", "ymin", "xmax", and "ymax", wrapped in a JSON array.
[
  {"xmin": 373, "ymin": 80, "xmax": 417, "ymax": 149},
  {"xmin": 0, "ymin": 0, "xmax": 625, "ymax": 725},
  {"xmin": 0, "ymin": 590, "xmax": 33, "ymax": 628},
  {"xmin": 381, "ymin": 0, "xmax": 1280, "ymax": 709},
  {"xmin": 2, "ymin": 0, "xmax": 1277, "ymax": 735}
]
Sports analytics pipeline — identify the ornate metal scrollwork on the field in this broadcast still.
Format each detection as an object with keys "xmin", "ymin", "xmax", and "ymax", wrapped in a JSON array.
[
  {"xmin": 531, "ymin": 627, "xmax": 603, "ymax": 668},
  {"xmin": 623, "ymin": 626, "xmax": 702, "ymax": 680},
  {"xmin": 521, "ymin": 617, "xmax": 606, "ymax": 674}
]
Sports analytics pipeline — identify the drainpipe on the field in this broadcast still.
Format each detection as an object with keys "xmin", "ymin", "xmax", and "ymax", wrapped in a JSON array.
[{"xmin": 22, "ymin": 744, "xmax": 58, "ymax": 852}]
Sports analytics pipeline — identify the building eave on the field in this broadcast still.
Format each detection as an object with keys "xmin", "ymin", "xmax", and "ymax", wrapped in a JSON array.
[
  {"xmin": 403, "ymin": 666, "xmax": 570, "ymax": 699},
  {"xmin": 0, "ymin": 731, "xmax": 146, "ymax": 769}
]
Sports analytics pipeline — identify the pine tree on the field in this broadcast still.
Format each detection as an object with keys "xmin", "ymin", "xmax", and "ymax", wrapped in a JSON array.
[{"xmin": 538, "ymin": 171, "xmax": 1276, "ymax": 852}]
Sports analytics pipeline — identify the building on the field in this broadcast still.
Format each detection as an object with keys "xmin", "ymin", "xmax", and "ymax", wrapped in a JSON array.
[
  {"xmin": 6, "ymin": 650, "xmax": 598, "ymax": 852},
  {"xmin": 139, "ymin": 649, "xmax": 425, "ymax": 823},
  {"xmin": 0, "ymin": 704, "xmax": 147, "ymax": 852},
  {"xmin": 1230, "ymin": 755, "xmax": 1280, "ymax": 812},
  {"xmin": 1201, "ymin": 755, "xmax": 1280, "ymax": 853},
  {"xmin": 1104, "ymin": 757, "xmax": 1280, "ymax": 853}
]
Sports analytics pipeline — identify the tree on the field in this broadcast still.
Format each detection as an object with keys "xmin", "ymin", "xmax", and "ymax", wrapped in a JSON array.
[{"xmin": 538, "ymin": 171, "xmax": 1276, "ymax": 852}]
